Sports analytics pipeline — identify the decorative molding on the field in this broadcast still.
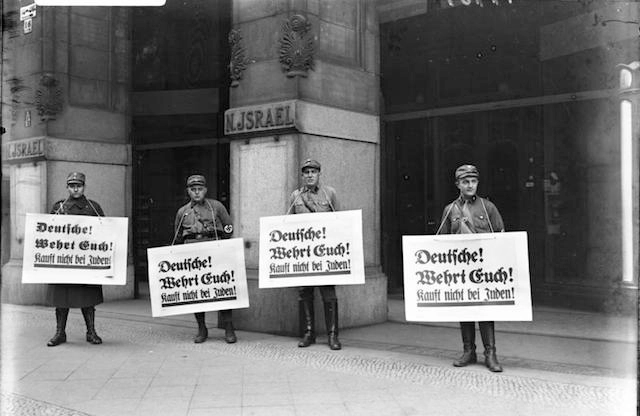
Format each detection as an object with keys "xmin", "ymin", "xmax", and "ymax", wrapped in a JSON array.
[
  {"xmin": 185, "ymin": 0, "xmax": 208, "ymax": 88},
  {"xmin": 35, "ymin": 73, "xmax": 63, "ymax": 121},
  {"xmin": 7, "ymin": 77, "xmax": 31, "ymax": 126},
  {"xmin": 278, "ymin": 14, "xmax": 315, "ymax": 78},
  {"xmin": 228, "ymin": 29, "xmax": 250, "ymax": 88}
]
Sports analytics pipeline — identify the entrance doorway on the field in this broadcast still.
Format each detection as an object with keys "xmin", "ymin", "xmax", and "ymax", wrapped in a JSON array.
[
  {"xmin": 382, "ymin": 107, "xmax": 545, "ymax": 295},
  {"xmin": 133, "ymin": 143, "xmax": 230, "ymax": 295}
]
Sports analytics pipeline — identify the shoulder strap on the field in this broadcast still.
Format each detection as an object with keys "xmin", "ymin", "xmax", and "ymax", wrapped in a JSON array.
[
  {"xmin": 205, "ymin": 199, "xmax": 219, "ymax": 240},
  {"xmin": 479, "ymin": 198, "xmax": 495, "ymax": 233},
  {"xmin": 286, "ymin": 189, "xmax": 303, "ymax": 214},
  {"xmin": 86, "ymin": 199, "xmax": 102, "ymax": 217},
  {"xmin": 320, "ymin": 187, "xmax": 336, "ymax": 212},
  {"xmin": 53, "ymin": 197, "xmax": 69, "ymax": 215},
  {"xmin": 435, "ymin": 201, "xmax": 458, "ymax": 235}
]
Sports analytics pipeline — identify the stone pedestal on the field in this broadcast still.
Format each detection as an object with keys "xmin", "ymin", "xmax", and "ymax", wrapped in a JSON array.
[{"xmin": 226, "ymin": 0, "xmax": 386, "ymax": 334}]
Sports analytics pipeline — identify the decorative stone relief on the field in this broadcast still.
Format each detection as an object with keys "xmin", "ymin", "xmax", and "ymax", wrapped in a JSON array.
[
  {"xmin": 278, "ymin": 14, "xmax": 315, "ymax": 78},
  {"xmin": 35, "ymin": 73, "xmax": 63, "ymax": 121},
  {"xmin": 228, "ymin": 29, "xmax": 250, "ymax": 87},
  {"xmin": 7, "ymin": 77, "xmax": 31, "ymax": 125}
]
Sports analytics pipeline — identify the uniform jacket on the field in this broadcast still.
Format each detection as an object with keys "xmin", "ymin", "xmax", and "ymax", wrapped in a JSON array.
[
  {"xmin": 174, "ymin": 198, "xmax": 233, "ymax": 243},
  {"xmin": 51, "ymin": 196, "xmax": 104, "ymax": 217},
  {"xmin": 287, "ymin": 184, "xmax": 339, "ymax": 294},
  {"xmin": 288, "ymin": 185, "xmax": 338, "ymax": 214},
  {"xmin": 438, "ymin": 195, "xmax": 504, "ymax": 235},
  {"xmin": 47, "ymin": 195, "xmax": 104, "ymax": 308}
]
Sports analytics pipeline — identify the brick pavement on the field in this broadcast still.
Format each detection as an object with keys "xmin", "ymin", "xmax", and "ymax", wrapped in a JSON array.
[{"xmin": 0, "ymin": 303, "xmax": 636, "ymax": 416}]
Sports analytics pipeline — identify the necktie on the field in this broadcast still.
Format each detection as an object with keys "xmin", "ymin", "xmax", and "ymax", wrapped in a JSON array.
[{"xmin": 458, "ymin": 200, "xmax": 475, "ymax": 234}]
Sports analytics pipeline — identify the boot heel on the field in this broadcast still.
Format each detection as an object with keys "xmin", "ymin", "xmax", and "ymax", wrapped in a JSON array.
[
  {"xmin": 453, "ymin": 351, "xmax": 477, "ymax": 367},
  {"xmin": 298, "ymin": 333, "xmax": 315, "ymax": 347}
]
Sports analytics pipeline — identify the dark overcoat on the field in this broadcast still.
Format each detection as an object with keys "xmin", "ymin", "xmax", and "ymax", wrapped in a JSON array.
[{"xmin": 46, "ymin": 196, "xmax": 105, "ymax": 308}]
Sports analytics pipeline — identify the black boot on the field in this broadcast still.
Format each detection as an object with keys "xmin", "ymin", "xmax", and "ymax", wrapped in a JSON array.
[
  {"xmin": 81, "ymin": 307, "xmax": 102, "ymax": 344},
  {"xmin": 47, "ymin": 308, "xmax": 69, "ymax": 347},
  {"xmin": 298, "ymin": 298, "xmax": 315, "ymax": 347},
  {"xmin": 479, "ymin": 321, "xmax": 503, "ymax": 372},
  {"xmin": 453, "ymin": 322, "xmax": 477, "ymax": 367},
  {"xmin": 194, "ymin": 312, "xmax": 208, "ymax": 343},
  {"xmin": 324, "ymin": 301, "xmax": 341, "ymax": 350},
  {"xmin": 220, "ymin": 310, "xmax": 237, "ymax": 344}
]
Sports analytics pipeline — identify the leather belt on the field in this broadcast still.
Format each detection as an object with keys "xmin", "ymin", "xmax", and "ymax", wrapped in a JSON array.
[{"xmin": 184, "ymin": 233, "xmax": 213, "ymax": 241}]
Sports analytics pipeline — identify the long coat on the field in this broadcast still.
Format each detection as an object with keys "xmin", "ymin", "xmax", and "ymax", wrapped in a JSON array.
[{"xmin": 46, "ymin": 196, "xmax": 105, "ymax": 308}]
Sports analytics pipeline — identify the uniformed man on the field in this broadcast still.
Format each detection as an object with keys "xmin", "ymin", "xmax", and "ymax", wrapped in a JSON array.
[
  {"xmin": 46, "ymin": 172, "xmax": 105, "ymax": 347},
  {"xmin": 173, "ymin": 174, "xmax": 236, "ymax": 344},
  {"xmin": 437, "ymin": 164, "xmax": 504, "ymax": 372},
  {"xmin": 287, "ymin": 159, "xmax": 341, "ymax": 350}
]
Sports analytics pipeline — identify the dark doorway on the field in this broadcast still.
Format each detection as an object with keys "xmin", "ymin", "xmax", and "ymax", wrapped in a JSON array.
[
  {"xmin": 382, "ymin": 108, "xmax": 545, "ymax": 295},
  {"xmin": 133, "ymin": 144, "xmax": 230, "ymax": 293}
]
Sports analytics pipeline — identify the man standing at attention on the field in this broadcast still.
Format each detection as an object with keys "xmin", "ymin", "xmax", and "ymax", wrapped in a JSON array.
[
  {"xmin": 47, "ymin": 172, "xmax": 105, "ymax": 347},
  {"xmin": 437, "ymin": 164, "xmax": 505, "ymax": 372},
  {"xmin": 287, "ymin": 159, "xmax": 341, "ymax": 350},
  {"xmin": 173, "ymin": 174, "xmax": 237, "ymax": 344}
]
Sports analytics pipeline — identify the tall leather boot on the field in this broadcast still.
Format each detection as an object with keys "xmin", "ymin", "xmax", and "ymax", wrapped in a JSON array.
[
  {"xmin": 298, "ymin": 298, "xmax": 315, "ymax": 347},
  {"xmin": 81, "ymin": 307, "xmax": 102, "ymax": 344},
  {"xmin": 47, "ymin": 308, "xmax": 69, "ymax": 347},
  {"xmin": 453, "ymin": 322, "xmax": 477, "ymax": 367},
  {"xmin": 194, "ymin": 312, "xmax": 208, "ymax": 343},
  {"xmin": 324, "ymin": 301, "xmax": 341, "ymax": 350},
  {"xmin": 220, "ymin": 310, "xmax": 237, "ymax": 344},
  {"xmin": 479, "ymin": 321, "xmax": 503, "ymax": 372}
]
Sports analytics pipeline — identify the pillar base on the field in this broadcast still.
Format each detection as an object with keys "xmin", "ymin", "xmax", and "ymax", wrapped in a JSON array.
[
  {"xmin": 232, "ymin": 267, "xmax": 387, "ymax": 336},
  {"xmin": 1, "ymin": 259, "xmax": 48, "ymax": 304}
]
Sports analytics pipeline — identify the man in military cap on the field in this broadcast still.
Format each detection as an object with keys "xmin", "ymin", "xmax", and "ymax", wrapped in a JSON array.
[
  {"xmin": 287, "ymin": 159, "xmax": 342, "ymax": 350},
  {"xmin": 46, "ymin": 172, "xmax": 105, "ymax": 347},
  {"xmin": 173, "ymin": 174, "xmax": 237, "ymax": 344},
  {"xmin": 436, "ymin": 164, "xmax": 505, "ymax": 372}
]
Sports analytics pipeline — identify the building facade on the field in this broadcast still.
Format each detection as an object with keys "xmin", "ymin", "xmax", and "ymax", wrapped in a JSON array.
[{"xmin": 1, "ymin": 0, "xmax": 638, "ymax": 334}]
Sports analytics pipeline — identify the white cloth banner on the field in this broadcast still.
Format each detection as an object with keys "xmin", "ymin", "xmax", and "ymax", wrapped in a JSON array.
[
  {"xmin": 147, "ymin": 238, "xmax": 249, "ymax": 317},
  {"xmin": 402, "ymin": 231, "xmax": 532, "ymax": 322},
  {"xmin": 259, "ymin": 210, "xmax": 365, "ymax": 288},
  {"xmin": 22, "ymin": 213, "xmax": 128, "ymax": 285}
]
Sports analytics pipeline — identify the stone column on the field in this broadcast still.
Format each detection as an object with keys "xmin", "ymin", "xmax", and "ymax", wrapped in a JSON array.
[
  {"xmin": 1, "ymin": 5, "xmax": 133, "ymax": 303},
  {"xmin": 226, "ymin": 0, "xmax": 386, "ymax": 334}
]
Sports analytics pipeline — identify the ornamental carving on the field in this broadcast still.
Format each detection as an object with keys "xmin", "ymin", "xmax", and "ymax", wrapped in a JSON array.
[
  {"xmin": 278, "ymin": 14, "xmax": 315, "ymax": 78},
  {"xmin": 228, "ymin": 29, "xmax": 250, "ymax": 87},
  {"xmin": 35, "ymin": 74, "xmax": 63, "ymax": 121}
]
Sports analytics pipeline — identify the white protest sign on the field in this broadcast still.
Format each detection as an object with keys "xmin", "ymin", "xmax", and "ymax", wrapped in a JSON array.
[
  {"xmin": 259, "ymin": 210, "xmax": 365, "ymax": 288},
  {"xmin": 147, "ymin": 238, "xmax": 249, "ymax": 317},
  {"xmin": 22, "ymin": 213, "xmax": 128, "ymax": 285},
  {"xmin": 402, "ymin": 231, "xmax": 532, "ymax": 322}
]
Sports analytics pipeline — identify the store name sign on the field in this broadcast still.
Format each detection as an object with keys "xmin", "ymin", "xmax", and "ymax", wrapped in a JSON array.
[
  {"xmin": 446, "ymin": 0, "xmax": 512, "ymax": 7},
  {"xmin": 225, "ymin": 101, "xmax": 296, "ymax": 136},
  {"xmin": 35, "ymin": 0, "xmax": 165, "ymax": 5},
  {"xmin": 3, "ymin": 137, "xmax": 46, "ymax": 164}
]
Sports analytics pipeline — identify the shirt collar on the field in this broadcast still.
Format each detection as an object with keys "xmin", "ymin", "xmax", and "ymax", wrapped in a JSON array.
[
  {"xmin": 457, "ymin": 194, "xmax": 477, "ymax": 204},
  {"xmin": 303, "ymin": 185, "xmax": 319, "ymax": 193},
  {"xmin": 69, "ymin": 196, "xmax": 87, "ymax": 206}
]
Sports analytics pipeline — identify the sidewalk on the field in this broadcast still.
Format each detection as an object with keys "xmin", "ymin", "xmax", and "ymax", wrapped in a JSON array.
[{"xmin": 1, "ymin": 299, "xmax": 636, "ymax": 416}]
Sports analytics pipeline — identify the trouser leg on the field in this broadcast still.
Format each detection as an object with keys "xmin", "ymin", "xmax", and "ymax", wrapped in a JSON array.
[
  {"xmin": 194, "ymin": 312, "xmax": 208, "ymax": 343},
  {"xmin": 47, "ymin": 308, "xmax": 69, "ymax": 347},
  {"xmin": 298, "ymin": 287, "xmax": 315, "ymax": 347},
  {"xmin": 81, "ymin": 307, "xmax": 102, "ymax": 345},
  {"xmin": 453, "ymin": 322, "xmax": 477, "ymax": 367},
  {"xmin": 479, "ymin": 321, "xmax": 502, "ymax": 372}
]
